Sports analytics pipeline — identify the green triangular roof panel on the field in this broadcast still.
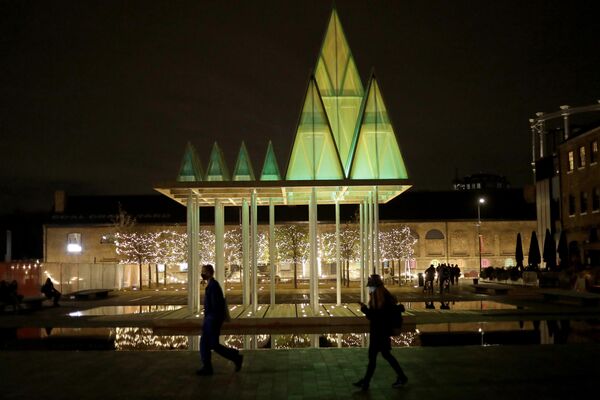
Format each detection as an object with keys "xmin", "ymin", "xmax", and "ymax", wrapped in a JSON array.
[
  {"xmin": 205, "ymin": 142, "xmax": 230, "ymax": 181},
  {"xmin": 177, "ymin": 142, "xmax": 203, "ymax": 182},
  {"xmin": 260, "ymin": 141, "xmax": 282, "ymax": 181},
  {"xmin": 233, "ymin": 141, "xmax": 255, "ymax": 181},
  {"xmin": 314, "ymin": 9, "xmax": 364, "ymax": 174},
  {"xmin": 349, "ymin": 76, "xmax": 408, "ymax": 180},
  {"xmin": 286, "ymin": 78, "xmax": 345, "ymax": 180}
]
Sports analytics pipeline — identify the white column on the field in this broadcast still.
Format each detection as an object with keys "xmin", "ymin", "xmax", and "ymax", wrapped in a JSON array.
[
  {"xmin": 359, "ymin": 202, "xmax": 365, "ymax": 303},
  {"xmin": 367, "ymin": 192, "xmax": 375, "ymax": 275},
  {"xmin": 215, "ymin": 199, "xmax": 225, "ymax": 287},
  {"xmin": 335, "ymin": 200, "xmax": 341, "ymax": 305},
  {"xmin": 374, "ymin": 186, "xmax": 380, "ymax": 276},
  {"xmin": 242, "ymin": 198, "xmax": 250, "ymax": 306},
  {"xmin": 187, "ymin": 192, "xmax": 200, "ymax": 313},
  {"xmin": 309, "ymin": 187, "xmax": 318, "ymax": 313},
  {"xmin": 269, "ymin": 198, "xmax": 276, "ymax": 306},
  {"xmin": 251, "ymin": 190, "xmax": 258, "ymax": 312}
]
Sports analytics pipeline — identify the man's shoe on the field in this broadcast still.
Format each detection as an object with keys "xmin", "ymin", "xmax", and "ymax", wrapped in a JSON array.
[
  {"xmin": 392, "ymin": 375, "xmax": 408, "ymax": 388},
  {"xmin": 196, "ymin": 368, "xmax": 213, "ymax": 376},
  {"xmin": 234, "ymin": 354, "xmax": 244, "ymax": 372},
  {"xmin": 352, "ymin": 379, "xmax": 369, "ymax": 391}
]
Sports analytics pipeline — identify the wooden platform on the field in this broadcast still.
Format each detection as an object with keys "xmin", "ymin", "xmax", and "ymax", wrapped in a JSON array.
[
  {"xmin": 539, "ymin": 289, "xmax": 600, "ymax": 306},
  {"xmin": 473, "ymin": 284, "xmax": 510, "ymax": 295}
]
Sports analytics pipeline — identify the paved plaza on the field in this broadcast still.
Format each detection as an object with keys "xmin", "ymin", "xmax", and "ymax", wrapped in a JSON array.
[{"xmin": 2, "ymin": 282, "xmax": 600, "ymax": 399}]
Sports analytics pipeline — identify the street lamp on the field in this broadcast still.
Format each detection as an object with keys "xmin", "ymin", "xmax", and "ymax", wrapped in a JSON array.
[{"xmin": 477, "ymin": 198, "xmax": 486, "ymax": 275}]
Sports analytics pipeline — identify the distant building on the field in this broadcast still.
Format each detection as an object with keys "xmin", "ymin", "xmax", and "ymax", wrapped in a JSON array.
[
  {"xmin": 558, "ymin": 126, "xmax": 600, "ymax": 265},
  {"xmin": 43, "ymin": 189, "xmax": 536, "ymax": 283},
  {"xmin": 530, "ymin": 102, "xmax": 600, "ymax": 266},
  {"xmin": 453, "ymin": 173, "xmax": 510, "ymax": 191}
]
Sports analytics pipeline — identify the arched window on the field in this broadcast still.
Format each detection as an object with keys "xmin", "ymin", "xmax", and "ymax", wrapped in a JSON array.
[
  {"xmin": 425, "ymin": 229, "xmax": 444, "ymax": 255},
  {"xmin": 425, "ymin": 229, "xmax": 445, "ymax": 240}
]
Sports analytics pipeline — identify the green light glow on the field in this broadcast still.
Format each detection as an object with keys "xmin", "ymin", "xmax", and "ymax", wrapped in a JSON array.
[
  {"xmin": 260, "ymin": 140, "xmax": 282, "ymax": 181},
  {"xmin": 314, "ymin": 9, "xmax": 364, "ymax": 176},
  {"xmin": 349, "ymin": 76, "xmax": 408, "ymax": 180},
  {"xmin": 177, "ymin": 142, "xmax": 203, "ymax": 182},
  {"xmin": 233, "ymin": 141, "xmax": 255, "ymax": 181},
  {"xmin": 206, "ymin": 142, "xmax": 230, "ymax": 181},
  {"xmin": 286, "ymin": 78, "xmax": 344, "ymax": 180}
]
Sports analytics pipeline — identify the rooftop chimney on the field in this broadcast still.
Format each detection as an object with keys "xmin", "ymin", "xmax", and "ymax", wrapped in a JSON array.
[{"xmin": 54, "ymin": 190, "xmax": 66, "ymax": 213}]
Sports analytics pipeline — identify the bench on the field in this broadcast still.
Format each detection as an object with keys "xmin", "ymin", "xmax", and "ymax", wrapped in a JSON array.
[
  {"xmin": 540, "ymin": 289, "xmax": 600, "ymax": 307},
  {"xmin": 69, "ymin": 289, "xmax": 113, "ymax": 300},
  {"xmin": 472, "ymin": 284, "xmax": 510, "ymax": 295},
  {"xmin": 1, "ymin": 296, "xmax": 47, "ymax": 313}
]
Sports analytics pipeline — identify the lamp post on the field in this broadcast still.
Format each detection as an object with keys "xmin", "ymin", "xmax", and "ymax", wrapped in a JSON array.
[{"xmin": 477, "ymin": 198, "xmax": 485, "ymax": 275}]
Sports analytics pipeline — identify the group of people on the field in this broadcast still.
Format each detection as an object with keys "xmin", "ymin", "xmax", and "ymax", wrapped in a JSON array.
[
  {"xmin": 0, "ymin": 278, "xmax": 61, "ymax": 312},
  {"xmin": 0, "ymin": 280, "xmax": 24, "ymax": 311},
  {"xmin": 197, "ymin": 264, "xmax": 408, "ymax": 391},
  {"xmin": 424, "ymin": 263, "xmax": 461, "ymax": 294}
]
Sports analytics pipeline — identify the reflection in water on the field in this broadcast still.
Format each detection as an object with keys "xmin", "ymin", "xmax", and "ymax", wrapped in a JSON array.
[{"xmin": 113, "ymin": 327, "xmax": 188, "ymax": 350}]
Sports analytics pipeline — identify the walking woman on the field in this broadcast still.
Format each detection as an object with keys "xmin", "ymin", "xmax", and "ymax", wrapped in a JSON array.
[{"xmin": 353, "ymin": 274, "xmax": 408, "ymax": 390}]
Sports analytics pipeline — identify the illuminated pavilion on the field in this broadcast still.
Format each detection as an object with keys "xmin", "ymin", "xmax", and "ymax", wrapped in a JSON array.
[{"xmin": 155, "ymin": 9, "xmax": 411, "ymax": 313}]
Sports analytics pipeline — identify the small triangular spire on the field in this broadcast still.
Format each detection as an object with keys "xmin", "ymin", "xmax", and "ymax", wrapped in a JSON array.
[
  {"xmin": 286, "ymin": 77, "xmax": 344, "ymax": 180},
  {"xmin": 349, "ymin": 74, "xmax": 408, "ymax": 180},
  {"xmin": 205, "ymin": 142, "xmax": 230, "ymax": 181},
  {"xmin": 314, "ymin": 8, "xmax": 364, "ymax": 175},
  {"xmin": 177, "ymin": 142, "xmax": 203, "ymax": 182},
  {"xmin": 260, "ymin": 140, "xmax": 282, "ymax": 181},
  {"xmin": 232, "ymin": 141, "xmax": 256, "ymax": 181}
]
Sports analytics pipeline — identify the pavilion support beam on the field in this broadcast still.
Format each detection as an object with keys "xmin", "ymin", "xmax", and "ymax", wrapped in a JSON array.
[
  {"xmin": 374, "ymin": 186, "xmax": 380, "ymax": 276},
  {"xmin": 242, "ymin": 198, "xmax": 250, "ymax": 306},
  {"xmin": 359, "ymin": 202, "xmax": 365, "ymax": 303},
  {"xmin": 269, "ymin": 198, "xmax": 276, "ymax": 306},
  {"xmin": 309, "ymin": 187, "xmax": 319, "ymax": 313},
  {"xmin": 368, "ymin": 193, "xmax": 373, "ymax": 275},
  {"xmin": 251, "ymin": 190, "xmax": 258, "ymax": 313},
  {"xmin": 335, "ymin": 200, "xmax": 341, "ymax": 305},
  {"xmin": 215, "ymin": 199, "xmax": 225, "ymax": 286},
  {"xmin": 187, "ymin": 192, "xmax": 200, "ymax": 313}
]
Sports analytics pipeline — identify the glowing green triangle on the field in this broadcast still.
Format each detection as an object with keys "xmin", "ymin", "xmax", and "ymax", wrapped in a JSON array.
[
  {"xmin": 205, "ymin": 142, "xmax": 230, "ymax": 181},
  {"xmin": 286, "ymin": 78, "xmax": 344, "ymax": 180},
  {"xmin": 232, "ymin": 141, "xmax": 255, "ymax": 181},
  {"xmin": 177, "ymin": 142, "xmax": 203, "ymax": 182},
  {"xmin": 260, "ymin": 140, "xmax": 281, "ymax": 181},
  {"xmin": 314, "ymin": 9, "xmax": 364, "ymax": 176},
  {"xmin": 349, "ymin": 75, "xmax": 408, "ymax": 180}
]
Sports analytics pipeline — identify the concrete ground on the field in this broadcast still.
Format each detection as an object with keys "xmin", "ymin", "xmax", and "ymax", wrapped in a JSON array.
[
  {"xmin": 2, "ymin": 281, "xmax": 600, "ymax": 399},
  {"xmin": 2, "ymin": 344, "xmax": 600, "ymax": 400}
]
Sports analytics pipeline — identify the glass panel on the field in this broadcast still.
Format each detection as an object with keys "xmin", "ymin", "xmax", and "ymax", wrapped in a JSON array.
[
  {"xmin": 205, "ymin": 142, "xmax": 230, "ymax": 181},
  {"xmin": 233, "ymin": 142, "xmax": 255, "ymax": 181},
  {"xmin": 177, "ymin": 142, "xmax": 203, "ymax": 182},
  {"xmin": 350, "ymin": 77, "xmax": 408, "ymax": 180},
  {"xmin": 260, "ymin": 140, "xmax": 282, "ymax": 181},
  {"xmin": 314, "ymin": 10, "xmax": 364, "ymax": 176},
  {"xmin": 286, "ymin": 79, "xmax": 344, "ymax": 180}
]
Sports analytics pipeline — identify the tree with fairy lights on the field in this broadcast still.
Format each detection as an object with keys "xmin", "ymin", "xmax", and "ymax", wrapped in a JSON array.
[
  {"xmin": 339, "ymin": 225, "xmax": 359, "ymax": 286},
  {"xmin": 114, "ymin": 231, "xmax": 160, "ymax": 290},
  {"xmin": 379, "ymin": 225, "xmax": 417, "ymax": 284},
  {"xmin": 154, "ymin": 230, "xmax": 187, "ymax": 285},
  {"xmin": 276, "ymin": 225, "xmax": 308, "ymax": 288}
]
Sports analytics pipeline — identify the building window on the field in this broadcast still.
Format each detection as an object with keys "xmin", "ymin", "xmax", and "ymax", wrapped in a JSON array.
[
  {"xmin": 593, "ymin": 187, "xmax": 600, "ymax": 212},
  {"xmin": 580, "ymin": 192, "xmax": 588, "ymax": 214},
  {"xmin": 568, "ymin": 194, "xmax": 576, "ymax": 216},
  {"xmin": 100, "ymin": 233, "xmax": 115, "ymax": 244},
  {"xmin": 67, "ymin": 233, "xmax": 82, "ymax": 253},
  {"xmin": 591, "ymin": 141, "xmax": 598, "ymax": 164},
  {"xmin": 568, "ymin": 151, "xmax": 574, "ymax": 171},
  {"xmin": 578, "ymin": 146, "xmax": 586, "ymax": 168}
]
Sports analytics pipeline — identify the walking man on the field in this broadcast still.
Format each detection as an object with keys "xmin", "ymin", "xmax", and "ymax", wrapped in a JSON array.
[{"xmin": 196, "ymin": 264, "xmax": 243, "ymax": 376}]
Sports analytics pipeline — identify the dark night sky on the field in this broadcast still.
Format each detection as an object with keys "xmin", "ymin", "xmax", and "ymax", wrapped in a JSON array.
[{"xmin": 1, "ymin": 0, "xmax": 599, "ymax": 214}]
